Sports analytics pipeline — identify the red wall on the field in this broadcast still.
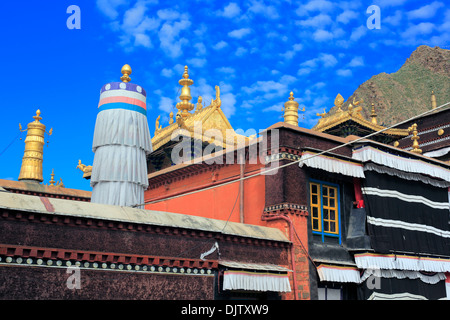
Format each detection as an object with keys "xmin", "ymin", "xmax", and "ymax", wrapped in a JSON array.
[{"xmin": 145, "ymin": 162, "xmax": 266, "ymax": 226}]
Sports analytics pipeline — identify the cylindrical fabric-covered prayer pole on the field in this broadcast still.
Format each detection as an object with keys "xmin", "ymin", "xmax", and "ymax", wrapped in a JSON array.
[{"xmin": 90, "ymin": 65, "xmax": 152, "ymax": 208}]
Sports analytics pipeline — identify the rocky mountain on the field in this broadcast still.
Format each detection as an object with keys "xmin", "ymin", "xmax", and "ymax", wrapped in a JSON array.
[{"xmin": 327, "ymin": 45, "xmax": 450, "ymax": 126}]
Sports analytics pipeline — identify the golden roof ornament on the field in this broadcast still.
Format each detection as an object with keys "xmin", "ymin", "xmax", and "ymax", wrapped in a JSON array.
[
  {"xmin": 18, "ymin": 110, "xmax": 53, "ymax": 183},
  {"xmin": 370, "ymin": 103, "xmax": 378, "ymax": 125},
  {"xmin": 431, "ymin": 90, "xmax": 437, "ymax": 110},
  {"xmin": 283, "ymin": 92, "xmax": 302, "ymax": 126},
  {"xmin": 48, "ymin": 169, "xmax": 56, "ymax": 186},
  {"xmin": 120, "ymin": 64, "xmax": 132, "ymax": 83},
  {"xmin": 408, "ymin": 123, "xmax": 422, "ymax": 154},
  {"xmin": 169, "ymin": 111, "xmax": 174, "ymax": 125},
  {"xmin": 334, "ymin": 94, "xmax": 344, "ymax": 112},
  {"xmin": 197, "ymin": 96, "xmax": 203, "ymax": 111},
  {"xmin": 176, "ymin": 66, "xmax": 194, "ymax": 119},
  {"xmin": 155, "ymin": 115, "xmax": 162, "ymax": 134}
]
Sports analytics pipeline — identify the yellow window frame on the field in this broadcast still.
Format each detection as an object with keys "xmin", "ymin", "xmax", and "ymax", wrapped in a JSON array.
[{"xmin": 309, "ymin": 181, "xmax": 340, "ymax": 237}]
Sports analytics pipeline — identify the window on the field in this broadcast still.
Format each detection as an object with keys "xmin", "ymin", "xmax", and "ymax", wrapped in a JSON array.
[{"xmin": 310, "ymin": 181, "xmax": 340, "ymax": 243}]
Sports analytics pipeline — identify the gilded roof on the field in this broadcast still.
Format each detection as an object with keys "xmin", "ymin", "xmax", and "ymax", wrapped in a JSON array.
[
  {"xmin": 312, "ymin": 94, "xmax": 409, "ymax": 137},
  {"xmin": 151, "ymin": 71, "xmax": 248, "ymax": 151}
]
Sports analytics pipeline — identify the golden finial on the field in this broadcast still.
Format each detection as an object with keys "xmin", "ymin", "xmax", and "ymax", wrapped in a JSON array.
[
  {"xmin": 33, "ymin": 109, "xmax": 42, "ymax": 122},
  {"xmin": 283, "ymin": 91, "xmax": 302, "ymax": 126},
  {"xmin": 197, "ymin": 96, "xmax": 203, "ymax": 111},
  {"xmin": 176, "ymin": 65, "xmax": 194, "ymax": 119},
  {"xmin": 408, "ymin": 123, "xmax": 422, "ymax": 154},
  {"xmin": 18, "ymin": 110, "xmax": 51, "ymax": 183},
  {"xmin": 370, "ymin": 103, "xmax": 378, "ymax": 125},
  {"xmin": 431, "ymin": 90, "xmax": 437, "ymax": 110},
  {"xmin": 120, "ymin": 64, "xmax": 132, "ymax": 83},
  {"xmin": 169, "ymin": 111, "xmax": 174, "ymax": 125},
  {"xmin": 49, "ymin": 169, "xmax": 56, "ymax": 186},
  {"xmin": 334, "ymin": 94, "xmax": 344, "ymax": 112}
]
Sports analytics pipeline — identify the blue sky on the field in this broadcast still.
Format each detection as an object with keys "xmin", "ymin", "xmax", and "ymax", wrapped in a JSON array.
[{"xmin": 0, "ymin": 0, "xmax": 448, "ymax": 191}]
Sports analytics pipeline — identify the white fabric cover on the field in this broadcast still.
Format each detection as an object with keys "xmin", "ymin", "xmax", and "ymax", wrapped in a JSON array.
[
  {"xmin": 360, "ymin": 269, "xmax": 446, "ymax": 285},
  {"xmin": 92, "ymin": 109, "xmax": 152, "ymax": 152},
  {"xmin": 363, "ymin": 162, "xmax": 450, "ymax": 188},
  {"xmin": 299, "ymin": 151, "xmax": 365, "ymax": 178},
  {"xmin": 352, "ymin": 146, "xmax": 450, "ymax": 182},
  {"xmin": 223, "ymin": 270, "xmax": 291, "ymax": 292},
  {"xmin": 316, "ymin": 264, "xmax": 446, "ymax": 285},
  {"xmin": 90, "ymin": 181, "xmax": 145, "ymax": 209},
  {"xmin": 91, "ymin": 145, "xmax": 149, "ymax": 186},
  {"xmin": 354, "ymin": 253, "xmax": 450, "ymax": 273},
  {"xmin": 91, "ymin": 108, "xmax": 152, "ymax": 208},
  {"xmin": 317, "ymin": 265, "xmax": 361, "ymax": 283}
]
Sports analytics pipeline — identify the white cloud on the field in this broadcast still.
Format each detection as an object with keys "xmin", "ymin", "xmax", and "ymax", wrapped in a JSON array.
[
  {"xmin": 407, "ymin": 2, "xmax": 444, "ymax": 20},
  {"xmin": 296, "ymin": 0, "xmax": 334, "ymax": 16},
  {"xmin": 161, "ymin": 68, "xmax": 174, "ymax": 78},
  {"xmin": 347, "ymin": 56, "xmax": 364, "ymax": 67},
  {"xmin": 336, "ymin": 10, "xmax": 358, "ymax": 24},
  {"xmin": 216, "ymin": 67, "xmax": 235, "ymax": 74},
  {"xmin": 96, "ymin": 0, "xmax": 127, "ymax": 19},
  {"xmin": 109, "ymin": 1, "xmax": 159, "ymax": 50},
  {"xmin": 157, "ymin": 8, "xmax": 183, "ymax": 20},
  {"xmin": 194, "ymin": 42, "xmax": 207, "ymax": 56},
  {"xmin": 247, "ymin": 0, "xmax": 279, "ymax": 19},
  {"xmin": 349, "ymin": 25, "xmax": 367, "ymax": 41},
  {"xmin": 235, "ymin": 47, "xmax": 248, "ymax": 57},
  {"xmin": 300, "ymin": 53, "xmax": 337, "ymax": 69},
  {"xmin": 280, "ymin": 43, "xmax": 303, "ymax": 60},
  {"xmin": 320, "ymin": 53, "xmax": 338, "ymax": 67},
  {"xmin": 383, "ymin": 10, "xmax": 403, "ymax": 26},
  {"xmin": 298, "ymin": 68, "xmax": 312, "ymax": 76},
  {"xmin": 159, "ymin": 97, "xmax": 175, "ymax": 113},
  {"xmin": 218, "ymin": 2, "xmax": 241, "ymax": 18},
  {"xmin": 298, "ymin": 53, "xmax": 337, "ymax": 75},
  {"xmin": 313, "ymin": 29, "xmax": 334, "ymax": 42},
  {"xmin": 187, "ymin": 58, "xmax": 207, "ymax": 68},
  {"xmin": 213, "ymin": 40, "xmax": 228, "ymax": 50},
  {"xmin": 242, "ymin": 74, "xmax": 297, "ymax": 104},
  {"xmin": 263, "ymin": 103, "xmax": 284, "ymax": 112},
  {"xmin": 123, "ymin": 1, "xmax": 148, "ymax": 28},
  {"xmin": 158, "ymin": 18, "xmax": 191, "ymax": 58},
  {"xmin": 221, "ymin": 93, "xmax": 237, "ymax": 118},
  {"xmin": 134, "ymin": 33, "xmax": 152, "ymax": 48},
  {"xmin": 373, "ymin": 0, "xmax": 407, "ymax": 7},
  {"xmin": 297, "ymin": 14, "xmax": 333, "ymax": 28},
  {"xmin": 228, "ymin": 28, "xmax": 252, "ymax": 39},
  {"xmin": 401, "ymin": 22, "xmax": 435, "ymax": 39},
  {"xmin": 336, "ymin": 69, "xmax": 352, "ymax": 77}
]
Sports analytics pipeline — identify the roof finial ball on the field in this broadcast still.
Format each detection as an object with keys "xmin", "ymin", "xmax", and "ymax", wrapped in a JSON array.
[{"xmin": 120, "ymin": 64, "xmax": 132, "ymax": 83}]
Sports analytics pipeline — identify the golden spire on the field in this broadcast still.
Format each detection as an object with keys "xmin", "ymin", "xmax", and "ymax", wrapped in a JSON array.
[
  {"xmin": 48, "ymin": 169, "xmax": 56, "ymax": 186},
  {"xmin": 283, "ymin": 92, "xmax": 301, "ymax": 126},
  {"xmin": 370, "ymin": 103, "xmax": 378, "ymax": 125},
  {"xmin": 408, "ymin": 123, "xmax": 422, "ymax": 154},
  {"xmin": 169, "ymin": 111, "xmax": 174, "ymax": 125},
  {"xmin": 120, "ymin": 64, "xmax": 132, "ymax": 83},
  {"xmin": 431, "ymin": 90, "xmax": 437, "ymax": 109},
  {"xmin": 18, "ymin": 110, "xmax": 52, "ymax": 183},
  {"xmin": 176, "ymin": 66, "xmax": 194, "ymax": 119}
]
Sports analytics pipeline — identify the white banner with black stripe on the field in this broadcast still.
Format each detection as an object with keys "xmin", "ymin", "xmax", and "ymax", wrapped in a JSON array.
[{"xmin": 362, "ymin": 170, "xmax": 450, "ymax": 256}]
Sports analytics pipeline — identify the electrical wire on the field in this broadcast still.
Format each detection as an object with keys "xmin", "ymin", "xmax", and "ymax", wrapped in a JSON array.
[{"xmin": 0, "ymin": 132, "xmax": 21, "ymax": 158}]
